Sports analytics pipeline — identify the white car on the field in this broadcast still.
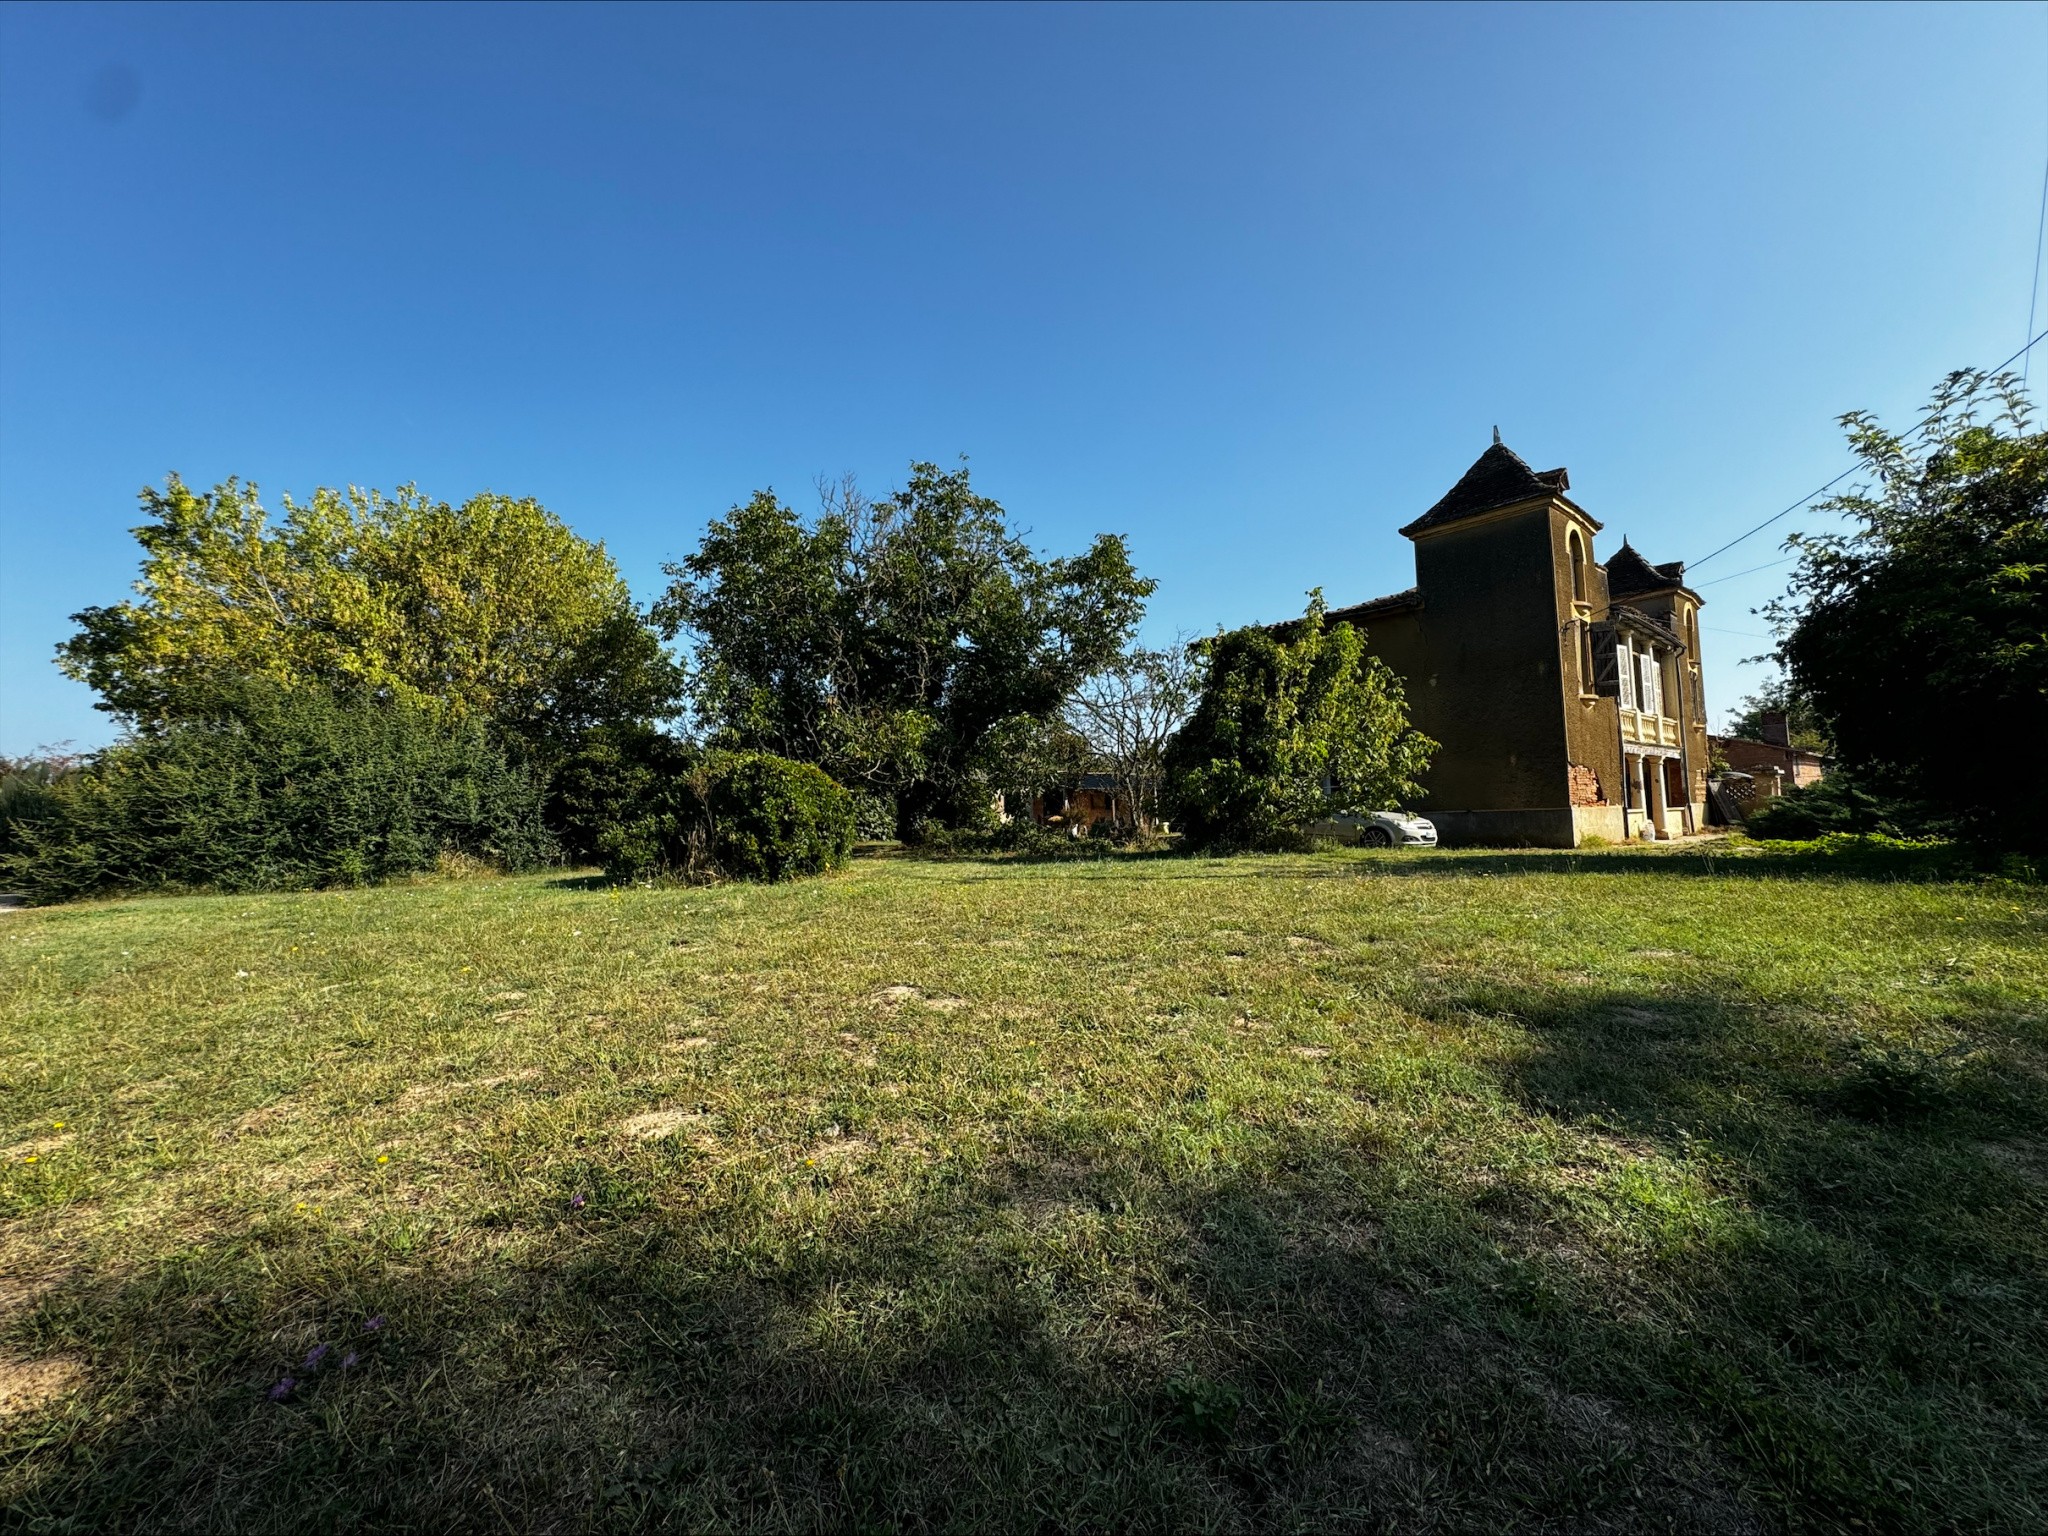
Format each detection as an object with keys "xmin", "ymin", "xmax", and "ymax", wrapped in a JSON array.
[{"xmin": 1306, "ymin": 810, "xmax": 1439, "ymax": 849}]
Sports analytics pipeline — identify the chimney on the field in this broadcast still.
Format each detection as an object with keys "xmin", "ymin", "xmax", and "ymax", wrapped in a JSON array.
[{"xmin": 1760, "ymin": 710, "xmax": 1790, "ymax": 748}]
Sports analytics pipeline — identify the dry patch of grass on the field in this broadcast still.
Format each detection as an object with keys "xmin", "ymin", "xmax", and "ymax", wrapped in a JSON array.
[{"xmin": 0, "ymin": 1357, "xmax": 83, "ymax": 1420}]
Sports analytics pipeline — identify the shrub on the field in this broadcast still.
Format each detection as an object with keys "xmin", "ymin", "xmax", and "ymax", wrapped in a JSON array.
[
  {"xmin": 547, "ymin": 726, "xmax": 700, "ymax": 870},
  {"xmin": 705, "ymin": 752, "xmax": 854, "ymax": 881},
  {"xmin": 0, "ymin": 751, "xmax": 83, "ymax": 864},
  {"xmin": 1743, "ymin": 771, "xmax": 1907, "ymax": 841},
  {"xmin": 848, "ymin": 790, "xmax": 897, "ymax": 842},
  {"xmin": 4, "ymin": 681, "xmax": 551, "ymax": 904},
  {"xmin": 554, "ymin": 736, "xmax": 854, "ymax": 884}
]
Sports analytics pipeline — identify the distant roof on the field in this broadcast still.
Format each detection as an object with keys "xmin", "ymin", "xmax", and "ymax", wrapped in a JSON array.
[
  {"xmin": 1325, "ymin": 587, "xmax": 1422, "ymax": 626},
  {"xmin": 1605, "ymin": 540, "xmax": 1689, "ymax": 598},
  {"xmin": 1708, "ymin": 734, "xmax": 1830, "ymax": 763},
  {"xmin": 1267, "ymin": 586, "xmax": 1420, "ymax": 638},
  {"xmin": 1399, "ymin": 440, "xmax": 1585, "ymax": 539}
]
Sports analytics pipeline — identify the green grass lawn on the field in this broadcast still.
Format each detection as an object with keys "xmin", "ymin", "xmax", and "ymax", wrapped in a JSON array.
[{"xmin": 2, "ymin": 845, "xmax": 2045, "ymax": 1532}]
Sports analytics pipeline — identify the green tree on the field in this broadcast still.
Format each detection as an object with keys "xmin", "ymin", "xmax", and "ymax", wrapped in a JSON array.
[
  {"xmin": 656, "ymin": 462, "xmax": 1153, "ymax": 835},
  {"xmin": 1164, "ymin": 594, "xmax": 1436, "ymax": 849},
  {"xmin": 1724, "ymin": 674, "xmax": 1832, "ymax": 753},
  {"xmin": 1767, "ymin": 370, "xmax": 2047, "ymax": 850},
  {"xmin": 58, "ymin": 476, "xmax": 682, "ymax": 763}
]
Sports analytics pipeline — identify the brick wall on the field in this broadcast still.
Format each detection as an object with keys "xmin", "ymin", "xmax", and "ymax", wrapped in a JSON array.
[{"xmin": 1568, "ymin": 763, "xmax": 1606, "ymax": 806}]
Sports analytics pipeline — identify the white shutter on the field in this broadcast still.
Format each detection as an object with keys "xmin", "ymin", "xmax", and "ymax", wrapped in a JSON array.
[{"xmin": 1617, "ymin": 640, "xmax": 1636, "ymax": 709}]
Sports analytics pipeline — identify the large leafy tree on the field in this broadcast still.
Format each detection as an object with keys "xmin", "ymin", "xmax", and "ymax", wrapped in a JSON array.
[
  {"xmin": 655, "ymin": 461, "xmax": 1153, "ymax": 833},
  {"xmin": 1164, "ymin": 594, "xmax": 1436, "ymax": 849},
  {"xmin": 1767, "ymin": 369, "xmax": 2047, "ymax": 850},
  {"xmin": 59, "ymin": 475, "xmax": 682, "ymax": 762}
]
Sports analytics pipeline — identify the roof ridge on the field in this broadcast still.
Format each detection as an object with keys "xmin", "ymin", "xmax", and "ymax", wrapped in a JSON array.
[{"xmin": 1399, "ymin": 440, "xmax": 1578, "ymax": 538}]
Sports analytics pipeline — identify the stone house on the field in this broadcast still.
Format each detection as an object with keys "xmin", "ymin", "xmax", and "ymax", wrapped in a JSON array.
[{"xmin": 1295, "ymin": 436, "xmax": 1711, "ymax": 847}]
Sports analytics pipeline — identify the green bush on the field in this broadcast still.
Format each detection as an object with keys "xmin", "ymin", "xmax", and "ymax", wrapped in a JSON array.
[
  {"xmin": 546, "ymin": 726, "xmax": 700, "ymax": 871},
  {"xmin": 1164, "ymin": 594, "xmax": 1433, "ymax": 851},
  {"xmin": 3, "ymin": 682, "xmax": 552, "ymax": 904},
  {"xmin": 847, "ymin": 790, "xmax": 898, "ymax": 843},
  {"xmin": 0, "ymin": 752, "xmax": 83, "ymax": 864},
  {"xmin": 705, "ymin": 752, "xmax": 855, "ymax": 881},
  {"xmin": 553, "ymin": 735, "xmax": 853, "ymax": 884},
  {"xmin": 1743, "ymin": 771, "xmax": 1907, "ymax": 841}
]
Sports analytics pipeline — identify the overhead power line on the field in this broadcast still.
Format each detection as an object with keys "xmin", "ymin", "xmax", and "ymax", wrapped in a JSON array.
[
  {"xmin": 1691, "ymin": 554, "xmax": 1796, "ymax": 589},
  {"xmin": 2030, "ymin": 26, "xmax": 2048, "ymax": 387},
  {"xmin": 1688, "ymin": 326, "xmax": 2048, "ymax": 570}
]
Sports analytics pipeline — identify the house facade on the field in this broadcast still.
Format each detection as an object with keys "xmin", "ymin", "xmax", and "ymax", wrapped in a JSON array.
[{"xmin": 1304, "ymin": 437, "xmax": 1711, "ymax": 847}]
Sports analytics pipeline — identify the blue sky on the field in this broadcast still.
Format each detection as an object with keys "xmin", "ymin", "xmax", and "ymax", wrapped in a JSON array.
[{"xmin": 2, "ymin": 1, "xmax": 2042, "ymax": 752}]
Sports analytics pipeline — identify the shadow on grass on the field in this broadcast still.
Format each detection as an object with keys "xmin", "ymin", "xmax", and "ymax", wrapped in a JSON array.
[{"xmin": 7, "ymin": 980, "xmax": 2046, "ymax": 1532}]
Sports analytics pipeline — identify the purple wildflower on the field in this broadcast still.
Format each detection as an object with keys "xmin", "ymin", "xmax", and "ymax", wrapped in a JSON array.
[
  {"xmin": 302, "ymin": 1343, "xmax": 330, "ymax": 1370},
  {"xmin": 267, "ymin": 1377, "xmax": 296, "ymax": 1402},
  {"xmin": 569, "ymin": 1193, "xmax": 587, "ymax": 1210},
  {"xmin": 363, "ymin": 1315, "xmax": 386, "ymax": 1332},
  {"xmin": 340, "ymin": 1351, "xmax": 359, "ymax": 1370}
]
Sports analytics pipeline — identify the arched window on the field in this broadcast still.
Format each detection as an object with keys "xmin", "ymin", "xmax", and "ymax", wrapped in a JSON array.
[{"xmin": 1568, "ymin": 529, "xmax": 1587, "ymax": 602}]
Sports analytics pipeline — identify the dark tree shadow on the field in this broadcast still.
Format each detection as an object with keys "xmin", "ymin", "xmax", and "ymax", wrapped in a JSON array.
[{"xmin": 7, "ymin": 975, "xmax": 2044, "ymax": 1532}]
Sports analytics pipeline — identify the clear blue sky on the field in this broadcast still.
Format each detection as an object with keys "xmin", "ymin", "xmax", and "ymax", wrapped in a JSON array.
[{"xmin": 3, "ymin": 1, "xmax": 2042, "ymax": 753}]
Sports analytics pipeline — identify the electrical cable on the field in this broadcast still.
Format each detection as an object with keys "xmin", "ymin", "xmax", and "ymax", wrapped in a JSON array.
[
  {"xmin": 1691, "ymin": 555, "xmax": 1796, "ymax": 589},
  {"xmin": 1688, "ymin": 326, "xmax": 2048, "ymax": 570},
  {"xmin": 2029, "ymin": 17, "xmax": 2048, "ymax": 386}
]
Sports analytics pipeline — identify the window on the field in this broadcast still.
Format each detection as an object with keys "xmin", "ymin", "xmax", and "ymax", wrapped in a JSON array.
[
  {"xmin": 1637, "ymin": 650, "xmax": 1663, "ymax": 716},
  {"xmin": 1568, "ymin": 529, "xmax": 1587, "ymax": 602},
  {"xmin": 1616, "ymin": 639, "xmax": 1637, "ymax": 709}
]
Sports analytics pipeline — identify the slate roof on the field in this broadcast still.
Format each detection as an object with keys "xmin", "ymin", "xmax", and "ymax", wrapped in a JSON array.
[
  {"xmin": 1398, "ymin": 441, "xmax": 1582, "ymax": 539},
  {"xmin": 1267, "ymin": 587, "xmax": 1420, "ymax": 638},
  {"xmin": 1325, "ymin": 587, "xmax": 1423, "ymax": 627},
  {"xmin": 1604, "ymin": 540, "xmax": 1689, "ymax": 597}
]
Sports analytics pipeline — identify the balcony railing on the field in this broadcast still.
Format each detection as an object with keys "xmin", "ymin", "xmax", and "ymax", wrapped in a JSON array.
[{"xmin": 1619, "ymin": 708, "xmax": 1681, "ymax": 747}]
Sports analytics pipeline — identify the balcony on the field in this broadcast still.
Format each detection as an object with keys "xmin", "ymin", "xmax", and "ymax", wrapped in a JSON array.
[{"xmin": 1619, "ymin": 708, "xmax": 1681, "ymax": 748}]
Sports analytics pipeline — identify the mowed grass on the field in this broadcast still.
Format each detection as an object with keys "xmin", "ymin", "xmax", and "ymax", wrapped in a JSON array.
[{"xmin": 2, "ymin": 846, "xmax": 2045, "ymax": 1533}]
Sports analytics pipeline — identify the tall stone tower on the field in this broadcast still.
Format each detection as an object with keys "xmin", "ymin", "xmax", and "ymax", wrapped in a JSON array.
[{"xmin": 1309, "ymin": 439, "xmax": 1708, "ymax": 846}]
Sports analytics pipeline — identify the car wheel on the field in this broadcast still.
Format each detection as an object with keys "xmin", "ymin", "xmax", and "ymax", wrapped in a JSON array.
[{"xmin": 1361, "ymin": 826, "xmax": 1394, "ymax": 848}]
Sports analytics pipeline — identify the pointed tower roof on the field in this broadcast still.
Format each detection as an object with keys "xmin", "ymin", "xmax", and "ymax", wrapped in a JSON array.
[
  {"xmin": 1399, "ymin": 440, "xmax": 1583, "ymax": 539},
  {"xmin": 1604, "ymin": 540, "xmax": 1690, "ymax": 598}
]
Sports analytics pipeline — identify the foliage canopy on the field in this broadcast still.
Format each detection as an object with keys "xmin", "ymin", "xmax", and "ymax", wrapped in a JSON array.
[
  {"xmin": 655, "ymin": 462, "xmax": 1152, "ymax": 834},
  {"xmin": 59, "ymin": 476, "xmax": 682, "ymax": 763},
  {"xmin": 1164, "ymin": 594, "xmax": 1435, "ymax": 849},
  {"xmin": 1768, "ymin": 371, "xmax": 2047, "ymax": 850}
]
